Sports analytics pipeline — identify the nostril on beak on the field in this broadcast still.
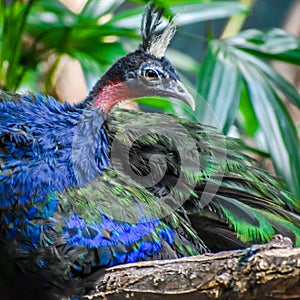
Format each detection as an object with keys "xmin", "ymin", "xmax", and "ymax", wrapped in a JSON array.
[{"xmin": 177, "ymin": 85, "xmax": 185, "ymax": 93}]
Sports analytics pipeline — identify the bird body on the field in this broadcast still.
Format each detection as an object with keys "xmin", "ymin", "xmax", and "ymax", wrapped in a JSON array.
[
  {"xmin": 0, "ymin": 3, "xmax": 299, "ymax": 300},
  {"xmin": 0, "ymin": 92, "xmax": 204, "ymax": 300}
]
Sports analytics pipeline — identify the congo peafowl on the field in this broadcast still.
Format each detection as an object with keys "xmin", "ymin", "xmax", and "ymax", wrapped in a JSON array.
[{"xmin": 0, "ymin": 3, "xmax": 299, "ymax": 300}]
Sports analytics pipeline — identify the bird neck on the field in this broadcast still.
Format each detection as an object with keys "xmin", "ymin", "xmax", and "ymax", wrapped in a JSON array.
[
  {"xmin": 92, "ymin": 81, "xmax": 131, "ymax": 113},
  {"xmin": 70, "ymin": 107, "xmax": 110, "ymax": 186},
  {"xmin": 84, "ymin": 75, "xmax": 140, "ymax": 113}
]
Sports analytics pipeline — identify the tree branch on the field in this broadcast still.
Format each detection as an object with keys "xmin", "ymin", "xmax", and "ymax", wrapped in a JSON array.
[{"xmin": 83, "ymin": 236, "xmax": 300, "ymax": 300}]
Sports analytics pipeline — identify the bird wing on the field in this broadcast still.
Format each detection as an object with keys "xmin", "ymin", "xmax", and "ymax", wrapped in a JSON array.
[{"xmin": 106, "ymin": 108, "xmax": 300, "ymax": 250}]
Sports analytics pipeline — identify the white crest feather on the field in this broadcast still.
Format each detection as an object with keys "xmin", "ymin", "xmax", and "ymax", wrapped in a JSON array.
[{"xmin": 148, "ymin": 23, "xmax": 176, "ymax": 58}]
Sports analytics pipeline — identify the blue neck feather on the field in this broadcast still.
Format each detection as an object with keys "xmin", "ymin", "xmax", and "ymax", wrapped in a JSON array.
[{"xmin": 0, "ymin": 93, "xmax": 109, "ymax": 207}]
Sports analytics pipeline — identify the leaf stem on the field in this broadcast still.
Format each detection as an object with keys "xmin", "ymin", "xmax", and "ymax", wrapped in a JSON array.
[{"xmin": 221, "ymin": 0, "xmax": 255, "ymax": 39}]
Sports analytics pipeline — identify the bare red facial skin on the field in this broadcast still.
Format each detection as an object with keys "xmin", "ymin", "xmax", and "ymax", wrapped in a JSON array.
[
  {"xmin": 93, "ymin": 80, "xmax": 149, "ymax": 114},
  {"xmin": 93, "ymin": 81, "xmax": 128, "ymax": 114}
]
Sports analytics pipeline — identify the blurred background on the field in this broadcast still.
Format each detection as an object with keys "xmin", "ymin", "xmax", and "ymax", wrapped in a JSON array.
[{"xmin": 0, "ymin": 0, "xmax": 299, "ymax": 197}]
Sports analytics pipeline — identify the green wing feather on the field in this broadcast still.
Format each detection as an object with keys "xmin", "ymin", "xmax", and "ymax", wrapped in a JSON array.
[
  {"xmin": 107, "ymin": 109, "xmax": 300, "ymax": 250},
  {"xmin": 58, "ymin": 168, "xmax": 207, "ymax": 257}
]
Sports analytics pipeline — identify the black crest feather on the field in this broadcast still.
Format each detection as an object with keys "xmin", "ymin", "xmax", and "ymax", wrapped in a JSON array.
[{"xmin": 140, "ymin": 3, "xmax": 164, "ymax": 52}]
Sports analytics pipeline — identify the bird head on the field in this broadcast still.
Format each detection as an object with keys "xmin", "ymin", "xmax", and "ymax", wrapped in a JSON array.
[{"xmin": 88, "ymin": 3, "xmax": 195, "ymax": 113}]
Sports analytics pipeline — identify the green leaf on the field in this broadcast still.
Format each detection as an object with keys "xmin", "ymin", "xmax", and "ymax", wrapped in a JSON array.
[
  {"xmin": 197, "ymin": 36, "xmax": 300, "ymax": 195},
  {"xmin": 166, "ymin": 49, "xmax": 199, "ymax": 73},
  {"xmin": 228, "ymin": 28, "xmax": 300, "ymax": 65},
  {"xmin": 134, "ymin": 96, "xmax": 173, "ymax": 111},
  {"xmin": 238, "ymin": 59, "xmax": 300, "ymax": 197},
  {"xmin": 69, "ymin": 42, "xmax": 126, "ymax": 72},
  {"xmin": 197, "ymin": 41, "xmax": 242, "ymax": 133},
  {"xmin": 81, "ymin": 0, "xmax": 126, "ymax": 18},
  {"xmin": 238, "ymin": 82, "xmax": 259, "ymax": 137},
  {"xmin": 0, "ymin": 0, "xmax": 36, "ymax": 90},
  {"xmin": 231, "ymin": 48, "xmax": 300, "ymax": 109},
  {"xmin": 108, "ymin": 7, "xmax": 145, "ymax": 29},
  {"xmin": 171, "ymin": 1, "xmax": 249, "ymax": 26},
  {"xmin": 111, "ymin": 1, "xmax": 249, "ymax": 28}
]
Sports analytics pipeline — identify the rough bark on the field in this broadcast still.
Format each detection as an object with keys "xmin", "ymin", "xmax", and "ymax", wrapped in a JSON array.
[{"xmin": 83, "ymin": 236, "xmax": 300, "ymax": 300}]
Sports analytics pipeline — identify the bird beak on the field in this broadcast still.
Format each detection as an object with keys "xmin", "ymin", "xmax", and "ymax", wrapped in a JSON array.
[{"xmin": 161, "ymin": 80, "xmax": 196, "ymax": 111}]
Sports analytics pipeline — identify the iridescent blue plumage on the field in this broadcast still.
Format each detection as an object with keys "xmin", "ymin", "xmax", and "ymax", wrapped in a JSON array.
[
  {"xmin": 0, "ymin": 91, "xmax": 183, "ymax": 256},
  {"xmin": 0, "ymin": 88, "xmax": 202, "ymax": 300},
  {"xmin": 0, "ymin": 93, "xmax": 109, "ymax": 207}
]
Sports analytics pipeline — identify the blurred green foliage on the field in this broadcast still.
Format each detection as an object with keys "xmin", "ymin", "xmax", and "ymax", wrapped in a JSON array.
[{"xmin": 0, "ymin": 0, "xmax": 299, "ymax": 197}]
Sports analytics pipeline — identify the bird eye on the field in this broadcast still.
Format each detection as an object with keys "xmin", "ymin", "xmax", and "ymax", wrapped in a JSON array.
[{"xmin": 143, "ymin": 68, "xmax": 161, "ymax": 81}]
